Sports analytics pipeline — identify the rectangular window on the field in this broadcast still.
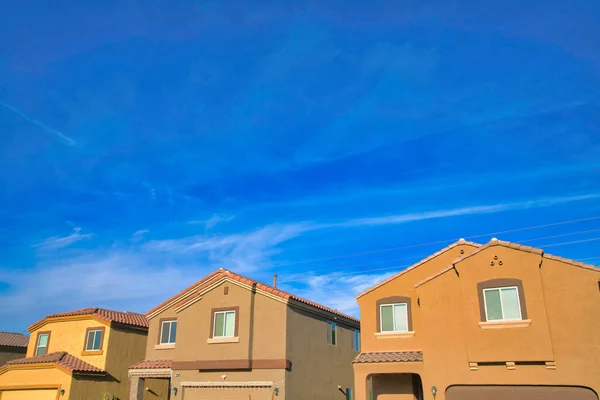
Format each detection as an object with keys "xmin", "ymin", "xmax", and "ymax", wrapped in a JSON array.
[
  {"xmin": 351, "ymin": 329, "xmax": 360, "ymax": 351},
  {"xmin": 160, "ymin": 320, "xmax": 177, "ymax": 344},
  {"xmin": 483, "ymin": 286, "xmax": 522, "ymax": 321},
  {"xmin": 213, "ymin": 310, "xmax": 236, "ymax": 337},
  {"xmin": 346, "ymin": 388, "xmax": 353, "ymax": 400},
  {"xmin": 35, "ymin": 333, "xmax": 50, "ymax": 356},
  {"xmin": 326, "ymin": 322, "xmax": 337, "ymax": 345},
  {"xmin": 85, "ymin": 329, "xmax": 104, "ymax": 351},
  {"xmin": 380, "ymin": 303, "xmax": 408, "ymax": 332}
]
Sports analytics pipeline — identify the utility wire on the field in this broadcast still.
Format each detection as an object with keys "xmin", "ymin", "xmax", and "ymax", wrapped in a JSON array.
[{"xmin": 271, "ymin": 216, "xmax": 600, "ymax": 268}]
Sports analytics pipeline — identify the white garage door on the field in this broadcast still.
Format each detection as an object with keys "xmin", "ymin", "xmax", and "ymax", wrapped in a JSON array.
[
  {"xmin": 1, "ymin": 389, "xmax": 58, "ymax": 400},
  {"xmin": 183, "ymin": 387, "xmax": 273, "ymax": 400}
]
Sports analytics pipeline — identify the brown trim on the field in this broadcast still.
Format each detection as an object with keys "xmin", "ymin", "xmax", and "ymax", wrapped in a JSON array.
[
  {"xmin": 82, "ymin": 326, "xmax": 105, "ymax": 353},
  {"xmin": 209, "ymin": 306, "xmax": 240, "ymax": 338},
  {"xmin": 375, "ymin": 296, "xmax": 413, "ymax": 332},
  {"xmin": 0, "ymin": 384, "xmax": 62, "ymax": 400},
  {"xmin": 157, "ymin": 317, "xmax": 178, "ymax": 345},
  {"xmin": 172, "ymin": 359, "xmax": 291, "ymax": 371},
  {"xmin": 34, "ymin": 331, "xmax": 51, "ymax": 356},
  {"xmin": 477, "ymin": 278, "xmax": 528, "ymax": 321}
]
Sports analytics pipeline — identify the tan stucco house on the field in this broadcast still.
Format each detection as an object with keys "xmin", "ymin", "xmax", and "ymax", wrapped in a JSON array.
[
  {"xmin": 0, "ymin": 307, "xmax": 148, "ymax": 400},
  {"xmin": 129, "ymin": 268, "xmax": 360, "ymax": 400},
  {"xmin": 0, "ymin": 332, "xmax": 28, "ymax": 366},
  {"xmin": 353, "ymin": 238, "xmax": 600, "ymax": 400}
]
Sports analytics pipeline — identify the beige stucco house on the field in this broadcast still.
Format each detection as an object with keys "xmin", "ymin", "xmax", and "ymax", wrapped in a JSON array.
[
  {"xmin": 129, "ymin": 268, "xmax": 360, "ymax": 400},
  {"xmin": 353, "ymin": 238, "xmax": 600, "ymax": 400}
]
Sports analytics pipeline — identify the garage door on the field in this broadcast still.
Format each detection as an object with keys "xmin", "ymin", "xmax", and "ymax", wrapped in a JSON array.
[
  {"xmin": 1, "ymin": 389, "xmax": 58, "ymax": 400},
  {"xmin": 183, "ymin": 387, "xmax": 273, "ymax": 400},
  {"xmin": 446, "ymin": 385, "xmax": 598, "ymax": 400}
]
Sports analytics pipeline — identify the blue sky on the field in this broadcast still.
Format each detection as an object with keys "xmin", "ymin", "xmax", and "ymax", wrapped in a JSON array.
[{"xmin": 1, "ymin": 0, "xmax": 599, "ymax": 333}]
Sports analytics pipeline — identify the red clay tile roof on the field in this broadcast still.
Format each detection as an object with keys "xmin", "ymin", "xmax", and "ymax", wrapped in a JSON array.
[
  {"xmin": 353, "ymin": 351, "xmax": 423, "ymax": 363},
  {"xmin": 5, "ymin": 352, "xmax": 105, "ymax": 374},
  {"xmin": 356, "ymin": 239, "xmax": 481, "ymax": 298},
  {"xmin": 130, "ymin": 359, "xmax": 172, "ymax": 370},
  {"xmin": 543, "ymin": 253, "xmax": 600, "ymax": 273},
  {"xmin": 29, "ymin": 307, "xmax": 148, "ymax": 331},
  {"xmin": 0, "ymin": 332, "xmax": 29, "ymax": 348},
  {"xmin": 148, "ymin": 269, "xmax": 360, "ymax": 324}
]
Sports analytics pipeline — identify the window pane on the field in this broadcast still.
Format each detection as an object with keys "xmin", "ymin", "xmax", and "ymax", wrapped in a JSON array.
[
  {"xmin": 224, "ymin": 311, "xmax": 235, "ymax": 337},
  {"xmin": 86, "ymin": 331, "xmax": 95, "ymax": 350},
  {"xmin": 381, "ymin": 305, "xmax": 394, "ymax": 331},
  {"xmin": 36, "ymin": 346, "xmax": 47, "ymax": 355},
  {"xmin": 214, "ymin": 312, "xmax": 225, "ymax": 337},
  {"xmin": 485, "ymin": 289, "xmax": 503, "ymax": 320},
  {"xmin": 501, "ymin": 287, "xmax": 521, "ymax": 320},
  {"xmin": 393, "ymin": 304, "xmax": 408, "ymax": 332},
  {"xmin": 169, "ymin": 321, "xmax": 177, "ymax": 343},
  {"xmin": 331, "ymin": 323, "xmax": 337, "ymax": 345},
  {"xmin": 38, "ymin": 334, "xmax": 48, "ymax": 347},
  {"xmin": 93, "ymin": 330, "xmax": 103, "ymax": 350},
  {"xmin": 161, "ymin": 322, "xmax": 170, "ymax": 343},
  {"xmin": 326, "ymin": 322, "xmax": 332, "ymax": 344}
]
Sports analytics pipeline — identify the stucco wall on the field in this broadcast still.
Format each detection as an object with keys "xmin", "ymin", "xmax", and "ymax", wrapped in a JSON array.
[
  {"xmin": 28, "ymin": 319, "xmax": 112, "ymax": 370},
  {"xmin": 284, "ymin": 306, "xmax": 359, "ymax": 400},
  {"xmin": 414, "ymin": 246, "xmax": 600, "ymax": 400},
  {"xmin": 357, "ymin": 243, "xmax": 478, "ymax": 354},
  {"xmin": 0, "ymin": 346, "xmax": 27, "ymax": 366},
  {"xmin": 169, "ymin": 280, "xmax": 288, "ymax": 363},
  {"xmin": 142, "ymin": 378, "xmax": 170, "ymax": 400}
]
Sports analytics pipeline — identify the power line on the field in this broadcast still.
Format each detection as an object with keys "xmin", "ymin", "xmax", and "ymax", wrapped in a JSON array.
[
  {"xmin": 543, "ymin": 237, "xmax": 600, "ymax": 248},
  {"xmin": 273, "ymin": 215, "xmax": 600, "ymax": 268},
  {"xmin": 519, "ymin": 228, "xmax": 600, "ymax": 243},
  {"xmin": 578, "ymin": 256, "xmax": 600, "ymax": 261}
]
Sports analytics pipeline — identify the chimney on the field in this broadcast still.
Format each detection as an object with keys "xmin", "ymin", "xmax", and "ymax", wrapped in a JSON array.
[{"xmin": 273, "ymin": 274, "xmax": 278, "ymax": 288}]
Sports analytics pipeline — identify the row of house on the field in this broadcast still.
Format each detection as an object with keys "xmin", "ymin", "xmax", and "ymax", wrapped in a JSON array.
[{"xmin": 0, "ymin": 238, "xmax": 598, "ymax": 400}]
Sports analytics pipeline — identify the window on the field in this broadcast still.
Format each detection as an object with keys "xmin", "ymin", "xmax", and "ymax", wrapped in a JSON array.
[
  {"xmin": 326, "ymin": 322, "xmax": 337, "ymax": 345},
  {"xmin": 160, "ymin": 320, "xmax": 177, "ymax": 344},
  {"xmin": 346, "ymin": 388, "xmax": 353, "ymax": 400},
  {"xmin": 84, "ymin": 328, "xmax": 104, "ymax": 351},
  {"xmin": 483, "ymin": 286, "xmax": 522, "ymax": 321},
  {"xmin": 213, "ymin": 310, "xmax": 236, "ymax": 338},
  {"xmin": 35, "ymin": 332, "xmax": 50, "ymax": 356},
  {"xmin": 380, "ymin": 303, "xmax": 408, "ymax": 332},
  {"xmin": 351, "ymin": 329, "xmax": 360, "ymax": 351}
]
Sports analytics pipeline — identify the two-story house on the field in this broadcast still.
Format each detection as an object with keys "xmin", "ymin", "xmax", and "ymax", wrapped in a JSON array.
[
  {"xmin": 0, "ymin": 307, "xmax": 148, "ymax": 400},
  {"xmin": 0, "ymin": 332, "xmax": 28, "ymax": 366},
  {"xmin": 129, "ymin": 268, "xmax": 360, "ymax": 400},
  {"xmin": 353, "ymin": 238, "xmax": 600, "ymax": 400}
]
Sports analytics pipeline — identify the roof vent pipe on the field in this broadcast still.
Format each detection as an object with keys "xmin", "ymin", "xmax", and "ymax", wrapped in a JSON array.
[{"xmin": 273, "ymin": 274, "xmax": 278, "ymax": 288}]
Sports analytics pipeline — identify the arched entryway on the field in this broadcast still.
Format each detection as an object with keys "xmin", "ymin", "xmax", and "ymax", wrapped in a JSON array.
[{"xmin": 368, "ymin": 373, "xmax": 424, "ymax": 400}]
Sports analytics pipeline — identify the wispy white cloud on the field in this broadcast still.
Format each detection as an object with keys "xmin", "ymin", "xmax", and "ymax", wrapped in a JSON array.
[
  {"xmin": 316, "ymin": 194, "xmax": 600, "ymax": 229},
  {"xmin": 32, "ymin": 227, "xmax": 93, "ymax": 251},
  {"xmin": 281, "ymin": 272, "xmax": 396, "ymax": 317},
  {"xmin": 0, "ymin": 101, "xmax": 76, "ymax": 146},
  {"xmin": 188, "ymin": 214, "xmax": 235, "ymax": 229},
  {"xmin": 142, "ymin": 223, "xmax": 311, "ymax": 272}
]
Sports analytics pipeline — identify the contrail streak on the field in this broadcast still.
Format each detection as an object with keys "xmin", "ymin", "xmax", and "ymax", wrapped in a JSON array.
[{"xmin": 0, "ymin": 101, "xmax": 75, "ymax": 146}]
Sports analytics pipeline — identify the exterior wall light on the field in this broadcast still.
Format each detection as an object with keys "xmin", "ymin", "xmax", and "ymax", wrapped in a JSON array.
[
  {"xmin": 273, "ymin": 387, "xmax": 279, "ymax": 396},
  {"xmin": 431, "ymin": 386, "xmax": 437, "ymax": 399},
  {"xmin": 60, "ymin": 389, "xmax": 65, "ymax": 396},
  {"xmin": 172, "ymin": 387, "xmax": 178, "ymax": 396}
]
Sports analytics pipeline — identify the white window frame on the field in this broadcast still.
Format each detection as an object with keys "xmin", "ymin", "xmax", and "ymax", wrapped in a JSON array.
[
  {"xmin": 483, "ymin": 286, "xmax": 522, "ymax": 322},
  {"xmin": 35, "ymin": 333, "xmax": 49, "ymax": 356},
  {"xmin": 85, "ymin": 329, "xmax": 103, "ymax": 351},
  {"xmin": 160, "ymin": 320, "xmax": 177, "ymax": 344},
  {"xmin": 213, "ymin": 310, "xmax": 236, "ymax": 338},
  {"xmin": 379, "ymin": 303, "xmax": 409, "ymax": 333}
]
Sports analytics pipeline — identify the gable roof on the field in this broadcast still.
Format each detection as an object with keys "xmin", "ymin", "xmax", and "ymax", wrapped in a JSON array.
[
  {"xmin": 3, "ymin": 351, "xmax": 105, "ymax": 375},
  {"xmin": 356, "ymin": 239, "xmax": 481, "ymax": 299},
  {"xmin": 0, "ymin": 332, "xmax": 29, "ymax": 348},
  {"xmin": 147, "ymin": 268, "xmax": 359, "ymax": 325},
  {"xmin": 414, "ymin": 238, "xmax": 600, "ymax": 288},
  {"xmin": 29, "ymin": 307, "xmax": 148, "ymax": 332}
]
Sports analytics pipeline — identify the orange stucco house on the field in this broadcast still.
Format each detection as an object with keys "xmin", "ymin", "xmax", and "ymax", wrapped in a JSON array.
[
  {"xmin": 353, "ymin": 238, "xmax": 600, "ymax": 400},
  {"xmin": 0, "ymin": 307, "xmax": 148, "ymax": 400}
]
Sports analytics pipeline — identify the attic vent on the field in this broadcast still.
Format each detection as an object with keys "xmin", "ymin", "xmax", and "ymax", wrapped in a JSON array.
[{"xmin": 224, "ymin": 286, "xmax": 229, "ymax": 295}]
